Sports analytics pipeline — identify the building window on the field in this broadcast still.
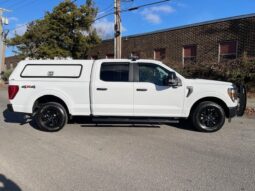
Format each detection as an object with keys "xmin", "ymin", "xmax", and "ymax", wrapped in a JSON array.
[
  {"xmin": 106, "ymin": 54, "xmax": 114, "ymax": 59},
  {"xmin": 154, "ymin": 48, "xmax": 166, "ymax": 60},
  {"xmin": 219, "ymin": 41, "xmax": 237, "ymax": 62},
  {"xmin": 183, "ymin": 45, "xmax": 197, "ymax": 65}
]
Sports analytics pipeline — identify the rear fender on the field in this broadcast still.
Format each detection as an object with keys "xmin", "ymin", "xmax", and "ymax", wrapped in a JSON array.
[{"xmin": 30, "ymin": 90, "xmax": 73, "ymax": 114}]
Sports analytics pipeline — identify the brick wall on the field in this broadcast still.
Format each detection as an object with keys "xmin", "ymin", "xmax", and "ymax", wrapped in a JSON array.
[
  {"xmin": 89, "ymin": 15, "xmax": 255, "ymax": 69},
  {"xmin": 5, "ymin": 56, "xmax": 22, "ymax": 70}
]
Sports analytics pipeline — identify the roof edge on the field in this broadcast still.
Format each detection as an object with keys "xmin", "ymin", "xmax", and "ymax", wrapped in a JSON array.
[{"xmin": 102, "ymin": 12, "xmax": 255, "ymax": 42}]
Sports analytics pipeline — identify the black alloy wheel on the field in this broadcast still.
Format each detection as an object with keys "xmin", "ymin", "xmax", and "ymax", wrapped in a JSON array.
[
  {"xmin": 192, "ymin": 101, "xmax": 225, "ymax": 132},
  {"xmin": 35, "ymin": 102, "xmax": 67, "ymax": 132}
]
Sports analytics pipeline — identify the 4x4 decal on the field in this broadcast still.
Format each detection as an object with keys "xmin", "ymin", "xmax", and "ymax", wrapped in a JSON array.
[{"xmin": 21, "ymin": 85, "xmax": 36, "ymax": 89}]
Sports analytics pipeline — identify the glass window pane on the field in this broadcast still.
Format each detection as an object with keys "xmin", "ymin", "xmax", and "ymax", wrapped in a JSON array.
[
  {"xmin": 220, "ymin": 41, "xmax": 237, "ymax": 55},
  {"xmin": 100, "ymin": 63, "xmax": 129, "ymax": 82},
  {"xmin": 138, "ymin": 63, "xmax": 169, "ymax": 86},
  {"xmin": 184, "ymin": 45, "xmax": 197, "ymax": 57}
]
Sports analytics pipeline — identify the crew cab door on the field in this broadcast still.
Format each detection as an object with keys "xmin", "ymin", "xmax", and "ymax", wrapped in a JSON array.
[
  {"xmin": 91, "ymin": 61, "xmax": 133, "ymax": 116},
  {"xmin": 133, "ymin": 62, "xmax": 185, "ymax": 117}
]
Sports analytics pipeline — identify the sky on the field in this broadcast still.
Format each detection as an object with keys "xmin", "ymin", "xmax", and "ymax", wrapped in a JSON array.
[{"xmin": 1, "ymin": 0, "xmax": 255, "ymax": 57}]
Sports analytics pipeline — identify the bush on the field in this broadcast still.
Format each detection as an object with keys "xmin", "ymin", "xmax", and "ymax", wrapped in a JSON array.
[
  {"xmin": 176, "ymin": 57, "xmax": 255, "ymax": 92},
  {"xmin": 1, "ymin": 69, "xmax": 13, "ymax": 82}
]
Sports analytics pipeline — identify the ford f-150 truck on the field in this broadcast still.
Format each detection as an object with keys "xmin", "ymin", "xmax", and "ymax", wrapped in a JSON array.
[{"xmin": 7, "ymin": 59, "xmax": 246, "ymax": 132}]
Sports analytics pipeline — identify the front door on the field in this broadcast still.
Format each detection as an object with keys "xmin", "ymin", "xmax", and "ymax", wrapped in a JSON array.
[
  {"xmin": 133, "ymin": 63, "xmax": 185, "ymax": 117},
  {"xmin": 92, "ymin": 62, "xmax": 133, "ymax": 116}
]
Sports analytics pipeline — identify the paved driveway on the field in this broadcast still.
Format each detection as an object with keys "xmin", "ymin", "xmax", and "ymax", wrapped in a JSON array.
[{"xmin": 0, "ymin": 87, "xmax": 255, "ymax": 191}]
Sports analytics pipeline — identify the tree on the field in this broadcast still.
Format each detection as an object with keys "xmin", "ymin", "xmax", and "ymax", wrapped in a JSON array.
[{"xmin": 8, "ymin": 0, "xmax": 100, "ymax": 59}]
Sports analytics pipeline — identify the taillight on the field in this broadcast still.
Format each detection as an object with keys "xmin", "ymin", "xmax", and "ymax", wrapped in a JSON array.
[{"xmin": 8, "ymin": 85, "xmax": 19, "ymax": 100}]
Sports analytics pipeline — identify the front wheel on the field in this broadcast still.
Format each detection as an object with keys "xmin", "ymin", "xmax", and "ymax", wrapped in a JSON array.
[
  {"xmin": 34, "ymin": 102, "xmax": 67, "ymax": 132},
  {"xmin": 192, "ymin": 101, "xmax": 225, "ymax": 132}
]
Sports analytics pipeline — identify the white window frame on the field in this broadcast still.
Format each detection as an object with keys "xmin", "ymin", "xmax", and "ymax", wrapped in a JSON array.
[
  {"xmin": 182, "ymin": 45, "xmax": 197, "ymax": 66},
  {"xmin": 218, "ymin": 41, "xmax": 238, "ymax": 63},
  {"xmin": 153, "ymin": 48, "xmax": 166, "ymax": 60}
]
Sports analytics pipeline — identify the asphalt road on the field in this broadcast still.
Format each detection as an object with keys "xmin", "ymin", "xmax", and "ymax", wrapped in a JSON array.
[{"xmin": 0, "ymin": 86, "xmax": 255, "ymax": 191}]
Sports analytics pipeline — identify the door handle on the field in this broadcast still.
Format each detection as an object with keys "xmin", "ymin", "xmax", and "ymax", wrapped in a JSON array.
[
  {"xmin": 97, "ymin": 88, "xmax": 108, "ymax": 91},
  {"xmin": 136, "ymin": 88, "xmax": 147, "ymax": 92}
]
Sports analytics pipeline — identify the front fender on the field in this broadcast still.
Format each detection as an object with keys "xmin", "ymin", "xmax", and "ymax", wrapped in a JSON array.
[{"xmin": 183, "ymin": 91, "xmax": 237, "ymax": 117}]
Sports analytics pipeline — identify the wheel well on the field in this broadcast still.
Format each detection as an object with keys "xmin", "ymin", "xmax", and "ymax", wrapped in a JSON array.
[
  {"xmin": 190, "ymin": 97, "xmax": 230, "ymax": 118},
  {"xmin": 33, "ymin": 95, "xmax": 69, "ymax": 114}
]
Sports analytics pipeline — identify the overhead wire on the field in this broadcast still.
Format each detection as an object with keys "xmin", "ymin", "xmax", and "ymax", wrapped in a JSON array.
[
  {"xmin": 3, "ymin": 0, "xmax": 32, "ymax": 9},
  {"xmin": 7, "ymin": 0, "xmax": 170, "ymax": 35},
  {"xmin": 7, "ymin": 0, "xmax": 79, "ymax": 34}
]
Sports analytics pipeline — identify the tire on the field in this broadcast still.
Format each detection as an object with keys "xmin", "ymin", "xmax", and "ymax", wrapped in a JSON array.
[
  {"xmin": 34, "ymin": 102, "xmax": 67, "ymax": 132},
  {"xmin": 237, "ymin": 85, "xmax": 247, "ymax": 116},
  {"xmin": 192, "ymin": 101, "xmax": 225, "ymax": 132}
]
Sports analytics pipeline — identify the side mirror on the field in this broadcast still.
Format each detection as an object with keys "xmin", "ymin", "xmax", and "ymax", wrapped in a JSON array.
[{"xmin": 165, "ymin": 72, "xmax": 182, "ymax": 87}]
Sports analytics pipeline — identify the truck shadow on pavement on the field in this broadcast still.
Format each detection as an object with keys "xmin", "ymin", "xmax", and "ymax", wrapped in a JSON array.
[
  {"xmin": 69, "ymin": 117, "xmax": 160, "ymax": 128},
  {"xmin": 3, "ymin": 109, "xmax": 195, "ymax": 131},
  {"xmin": 2, "ymin": 109, "xmax": 36, "ymax": 129},
  {"xmin": 73, "ymin": 117, "xmax": 195, "ymax": 131},
  {"xmin": 0, "ymin": 174, "xmax": 22, "ymax": 191}
]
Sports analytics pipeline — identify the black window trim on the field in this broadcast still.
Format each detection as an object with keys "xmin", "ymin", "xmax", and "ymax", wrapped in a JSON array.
[
  {"xmin": 100, "ymin": 62, "xmax": 133, "ymax": 82},
  {"xmin": 134, "ymin": 62, "xmax": 173, "ymax": 86},
  {"xmin": 20, "ymin": 64, "xmax": 83, "ymax": 78}
]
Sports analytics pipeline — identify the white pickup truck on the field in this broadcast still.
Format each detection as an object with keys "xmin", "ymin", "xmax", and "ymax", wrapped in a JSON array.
[{"xmin": 7, "ymin": 59, "xmax": 246, "ymax": 132}]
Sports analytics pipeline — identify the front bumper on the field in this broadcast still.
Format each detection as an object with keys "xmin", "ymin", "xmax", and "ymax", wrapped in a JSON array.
[{"xmin": 228, "ymin": 106, "xmax": 237, "ymax": 118}]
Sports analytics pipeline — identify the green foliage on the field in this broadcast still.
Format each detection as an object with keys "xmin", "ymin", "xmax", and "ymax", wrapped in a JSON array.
[
  {"xmin": 1, "ymin": 69, "xmax": 13, "ymax": 81},
  {"xmin": 8, "ymin": 0, "xmax": 100, "ymax": 59},
  {"xmin": 176, "ymin": 57, "xmax": 255, "ymax": 90}
]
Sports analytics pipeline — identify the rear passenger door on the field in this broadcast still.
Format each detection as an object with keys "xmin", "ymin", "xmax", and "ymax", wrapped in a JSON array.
[{"xmin": 91, "ymin": 62, "xmax": 134, "ymax": 116}]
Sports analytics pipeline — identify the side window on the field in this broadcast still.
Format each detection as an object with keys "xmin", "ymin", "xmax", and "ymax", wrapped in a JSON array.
[
  {"xmin": 100, "ymin": 63, "xmax": 129, "ymax": 82},
  {"xmin": 138, "ymin": 63, "xmax": 170, "ymax": 86}
]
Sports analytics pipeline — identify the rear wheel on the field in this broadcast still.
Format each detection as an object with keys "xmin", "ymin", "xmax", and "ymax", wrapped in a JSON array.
[
  {"xmin": 34, "ymin": 102, "xmax": 67, "ymax": 132},
  {"xmin": 192, "ymin": 101, "xmax": 225, "ymax": 132}
]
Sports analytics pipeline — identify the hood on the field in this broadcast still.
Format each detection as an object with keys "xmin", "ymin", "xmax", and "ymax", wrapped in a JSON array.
[{"xmin": 187, "ymin": 79, "xmax": 233, "ymax": 86}]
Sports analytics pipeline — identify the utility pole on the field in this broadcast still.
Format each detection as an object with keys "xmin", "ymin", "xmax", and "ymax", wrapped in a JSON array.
[
  {"xmin": 0, "ymin": 8, "xmax": 9, "ymax": 76},
  {"xmin": 114, "ymin": 0, "xmax": 121, "ymax": 59}
]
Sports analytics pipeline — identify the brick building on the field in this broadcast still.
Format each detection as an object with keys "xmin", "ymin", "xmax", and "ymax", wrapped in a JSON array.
[
  {"xmin": 88, "ymin": 13, "xmax": 255, "ymax": 68},
  {"xmin": 4, "ymin": 55, "xmax": 21, "ymax": 70},
  {"xmin": 3, "ymin": 13, "xmax": 255, "ymax": 71}
]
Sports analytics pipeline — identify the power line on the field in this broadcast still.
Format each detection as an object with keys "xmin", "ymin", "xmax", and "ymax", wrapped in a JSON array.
[
  {"xmin": 10, "ymin": 0, "xmax": 41, "ymax": 12},
  {"xmin": 123, "ymin": 0, "xmax": 170, "ymax": 12},
  {"xmin": 7, "ymin": 0, "xmax": 171, "ymax": 35},
  {"xmin": 98, "ymin": 2, "xmax": 114, "ymax": 14},
  {"xmin": 4, "ymin": 0, "xmax": 32, "ymax": 10},
  {"xmin": 7, "ymin": 0, "xmax": 79, "ymax": 34},
  {"xmin": 0, "ymin": 0, "xmax": 22, "ymax": 7},
  {"xmin": 94, "ymin": 0, "xmax": 171, "ymax": 22}
]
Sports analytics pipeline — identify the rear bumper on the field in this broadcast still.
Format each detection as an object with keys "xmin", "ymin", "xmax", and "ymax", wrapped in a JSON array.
[
  {"xmin": 228, "ymin": 106, "xmax": 237, "ymax": 118},
  {"xmin": 7, "ymin": 104, "xmax": 14, "ymax": 112}
]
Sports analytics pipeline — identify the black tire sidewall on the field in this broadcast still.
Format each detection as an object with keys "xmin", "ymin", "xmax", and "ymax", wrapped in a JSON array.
[
  {"xmin": 192, "ymin": 101, "xmax": 225, "ymax": 132},
  {"xmin": 35, "ymin": 102, "xmax": 67, "ymax": 132}
]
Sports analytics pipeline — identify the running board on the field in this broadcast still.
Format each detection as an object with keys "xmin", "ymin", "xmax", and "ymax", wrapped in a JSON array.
[{"xmin": 92, "ymin": 117, "xmax": 179, "ymax": 124}]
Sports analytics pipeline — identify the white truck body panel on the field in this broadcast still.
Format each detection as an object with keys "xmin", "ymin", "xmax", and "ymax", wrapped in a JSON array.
[
  {"xmin": 8, "ymin": 59, "xmax": 238, "ymax": 119},
  {"xmin": 9, "ymin": 60, "xmax": 93, "ymax": 115}
]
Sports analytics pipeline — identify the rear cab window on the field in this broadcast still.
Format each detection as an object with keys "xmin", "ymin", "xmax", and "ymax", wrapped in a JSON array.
[{"xmin": 100, "ymin": 62, "xmax": 131, "ymax": 82}]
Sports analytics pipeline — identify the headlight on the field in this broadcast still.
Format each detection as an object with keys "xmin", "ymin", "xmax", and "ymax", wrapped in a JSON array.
[{"xmin": 228, "ymin": 86, "xmax": 238, "ymax": 102}]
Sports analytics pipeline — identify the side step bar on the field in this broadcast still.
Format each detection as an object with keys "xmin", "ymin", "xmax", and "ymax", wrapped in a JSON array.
[{"xmin": 92, "ymin": 117, "xmax": 179, "ymax": 124}]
